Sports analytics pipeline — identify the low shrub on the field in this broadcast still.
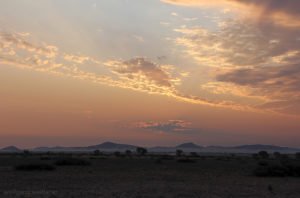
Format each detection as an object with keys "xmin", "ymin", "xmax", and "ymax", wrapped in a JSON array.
[
  {"xmin": 190, "ymin": 152, "xmax": 199, "ymax": 157},
  {"xmin": 176, "ymin": 149, "xmax": 183, "ymax": 157},
  {"xmin": 15, "ymin": 163, "xmax": 55, "ymax": 171},
  {"xmin": 273, "ymin": 152, "xmax": 281, "ymax": 159},
  {"xmin": 254, "ymin": 164, "xmax": 288, "ymax": 177},
  {"xmin": 258, "ymin": 151, "xmax": 269, "ymax": 159},
  {"xmin": 114, "ymin": 151, "xmax": 121, "ymax": 157},
  {"xmin": 258, "ymin": 160, "xmax": 269, "ymax": 166},
  {"xmin": 40, "ymin": 156, "xmax": 52, "ymax": 160},
  {"xmin": 252, "ymin": 153, "xmax": 259, "ymax": 160},
  {"xmin": 93, "ymin": 150, "xmax": 102, "ymax": 156},
  {"xmin": 155, "ymin": 158, "xmax": 163, "ymax": 164},
  {"xmin": 296, "ymin": 152, "xmax": 300, "ymax": 160},
  {"xmin": 254, "ymin": 161, "xmax": 300, "ymax": 177},
  {"xmin": 284, "ymin": 162, "xmax": 300, "ymax": 177},
  {"xmin": 161, "ymin": 155, "xmax": 174, "ymax": 160},
  {"xmin": 177, "ymin": 158, "xmax": 196, "ymax": 163},
  {"xmin": 55, "ymin": 158, "xmax": 91, "ymax": 166},
  {"xmin": 136, "ymin": 147, "xmax": 148, "ymax": 156},
  {"xmin": 125, "ymin": 150, "xmax": 132, "ymax": 156}
]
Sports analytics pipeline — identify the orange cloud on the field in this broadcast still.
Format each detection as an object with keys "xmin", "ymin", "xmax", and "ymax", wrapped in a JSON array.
[
  {"xmin": 106, "ymin": 58, "xmax": 174, "ymax": 87},
  {"xmin": 217, "ymin": 63, "xmax": 300, "ymax": 114},
  {"xmin": 161, "ymin": 0, "xmax": 234, "ymax": 7},
  {"xmin": 162, "ymin": 0, "xmax": 300, "ymax": 27},
  {"xmin": 135, "ymin": 120, "xmax": 194, "ymax": 133},
  {"xmin": 0, "ymin": 32, "xmax": 58, "ymax": 58},
  {"xmin": 167, "ymin": 0, "xmax": 300, "ymax": 115},
  {"xmin": 63, "ymin": 54, "xmax": 90, "ymax": 64},
  {"xmin": 0, "ymin": 31, "xmax": 282, "ymax": 115}
]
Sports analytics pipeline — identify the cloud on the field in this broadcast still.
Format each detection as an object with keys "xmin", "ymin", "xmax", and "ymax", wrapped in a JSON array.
[
  {"xmin": 171, "ymin": 13, "xmax": 300, "ymax": 115},
  {"xmin": 135, "ymin": 120, "xmax": 196, "ymax": 133},
  {"xmin": 171, "ymin": 12, "xmax": 179, "ymax": 17},
  {"xmin": 161, "ymin": 0, "xmax": 233, "ymax": 7},
  {"xmin": 216, "ymin": 63, "xmax": 300, "ymax": 114},
  {"xmin": 104, "ymin": 58, "xmax": 261, "ymax": 111},
  {"xmin": 160, "ymin": 22, "xmax": 170, "ymax": 26},
  {"xmin": 0, "ymin": 31, "xmax": 281, "ymax": 115},
  {"xmin": 174, "ymin": 19, "xmax": 300, "ymax": 68},
  {"xmin": 0, "ymin": 32, "xmax": 58, "ymax": 58},
  {"xmin": 0, "ymin": 32, "xmax": 192, "ymax": 104},
  {"xmin": 106, "ymin": 58, "xmax": 174, "ymax": 87},
  {"xmin": 235, "ymin": 0, "xmax": 300, "ymax": 19},
  {"xmin": 104, "ymin": 58, "xmax": 248, "ymax": 111},
  {"xmin": 200, "ymin": 82, "xmax": 269, "ymax": 102},
  {"xmin": 133, "ymin": 35, "xmax": 145, "ymax": 43},
  {"xmin": 162, "ymin": 0, "xmax": 300, "ymax": 27},
  {"xmin": 183, "ymin": 17, "xmax": 198, "ymax": 22},
  {"xmin": 157, "ymin": 55, "xmax": 167, "ymax": 61},
  {"xmin": 63, "ymin": 54, "xmax": 90, "ymax": 64}
]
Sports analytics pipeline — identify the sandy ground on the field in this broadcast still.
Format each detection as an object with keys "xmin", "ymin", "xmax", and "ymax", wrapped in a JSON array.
[{"xmin": 0, "ymin": 155, "xmax": 299, "ymax": 198}]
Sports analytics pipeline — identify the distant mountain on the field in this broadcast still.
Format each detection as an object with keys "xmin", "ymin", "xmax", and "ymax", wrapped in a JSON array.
[
  {"xmin": 1, "ymin": 146, "xmax": 21, "ymax": 152},
  {"xmin": 149, "ymin": 146, "xmax": 175, "ymax": 152},
  {"xmin": 34, "ymin": 146, "xmax": 67, "ymax": 152},
  {"xmin": 33, "ymin": 142, "xmax": 137, "ymax": 152},
  {"xmin": 151, "ymin": 143, "xmax": 299, "ymax": 153},
  {"xmin": 232, "ymin": 144, "xmax": 293, "ymax": 151},
  {"xmin": 176, "ymin": 142, "xmax": 203, "ymax": 149},
  {"xmin": 1, "ymin": 142, "xmax": 299, "ymax": 153},
  {"xmin": 87, "ymin": 142, "xmax": 137, "ymax": 150},
  {"xmin": 201, "ymin": 144, "xmax": 299, "ymax": 153}
]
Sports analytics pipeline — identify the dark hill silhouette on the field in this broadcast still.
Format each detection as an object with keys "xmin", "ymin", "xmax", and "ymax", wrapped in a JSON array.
[
  {"xmin": 33, "ymin": 142, "xmax": 137, "ymax": 152},
  {"xmin": 232, "ymin": 144, "xmax": 290, "ymax": 151},
  {"xmin": 87, "ymin": 141, "xmax": 137, "ymax": 150},
  {"xmin": 1, "ymin": 146, "xmax": 21, "ymax": 152},
  {"xmin": 1, "ymin": 142, "xmax": 298, "ymax": 153},
  {"xmin": 176, "ymin": 142, "xmax": 203, "ymax": 149}
]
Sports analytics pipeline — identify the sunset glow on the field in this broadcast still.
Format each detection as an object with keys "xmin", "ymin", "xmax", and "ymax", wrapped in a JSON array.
[{"xmin": 1, "ymin": 0, "xmax": 300, "ymax": 148}]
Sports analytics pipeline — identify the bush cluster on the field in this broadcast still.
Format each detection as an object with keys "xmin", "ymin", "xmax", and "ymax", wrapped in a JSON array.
[
  {"xmin": 177, "ymin": 158, "xmax": 196, "ymax": 163},
  {"xmin": 254, "ymin": 161, "xmax": 300, "ymax": 177},
  {"xmin": 55, "ymin": 158, "xmax": 91, "ymax": 166},
  {"xmin": 15, "ymin": 163, "xmax": 55, "ymax": 171}
]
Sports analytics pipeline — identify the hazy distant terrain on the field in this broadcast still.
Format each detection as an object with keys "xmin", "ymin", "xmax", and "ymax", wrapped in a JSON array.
[{"xmin": 1, "ymin": 142, "xmax": 299, "ymax": 154}]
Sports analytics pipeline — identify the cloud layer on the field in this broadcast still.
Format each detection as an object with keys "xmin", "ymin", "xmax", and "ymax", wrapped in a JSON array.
[
  {"xmin": 217, "ymin": 63, "xmax": 300, "ymax": 113},
  {"xmin": 135, "ymin": 120, "xmax": 195, "ymax": 133},
  {"xmin": 168, "ymin": 0, "xmax": 300, "ymax": 115},
  {"xmin": 3, "ymin": 0, "xmax": 300, "ymax": 118},
  {"xmin": 2, "ymin": 30, "xmax": 298, "ymax": 115},
  {"xmin": 106, "ymin": 58, "xmax": 174, "ymax": 88}
]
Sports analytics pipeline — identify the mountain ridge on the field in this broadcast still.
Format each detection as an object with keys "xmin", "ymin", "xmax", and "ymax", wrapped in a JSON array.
[
  {"xmin": 1, "ymin": 142, "xmax": 299, "ymax": 153},
  {"xmin": 0, "ymin": 146, "xmax": 22, "ymax": 152},
  {"xmin": 176, "ymin": 142, "xmax": 203, "ymax": 149}
]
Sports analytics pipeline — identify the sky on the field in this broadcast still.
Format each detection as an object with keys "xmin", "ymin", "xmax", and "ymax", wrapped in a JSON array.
[{"xmin": 1, "ymin": 0, "xmax": 300, "ymax": 148}]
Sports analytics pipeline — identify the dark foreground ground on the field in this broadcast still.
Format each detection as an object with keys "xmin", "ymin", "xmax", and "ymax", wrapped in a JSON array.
[{"xmin": 0, "ymin": 154, "xmax": 299, "ymax": 198}]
